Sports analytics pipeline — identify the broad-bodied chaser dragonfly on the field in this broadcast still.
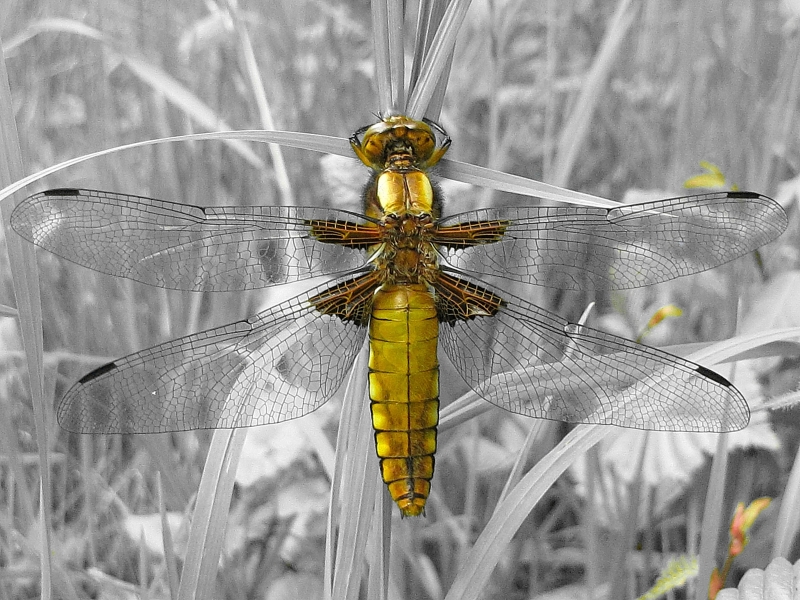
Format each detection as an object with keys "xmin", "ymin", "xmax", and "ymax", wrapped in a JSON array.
[{"xmin": 11, "ymin": 115, "xmax": 787, "ymax": 516}]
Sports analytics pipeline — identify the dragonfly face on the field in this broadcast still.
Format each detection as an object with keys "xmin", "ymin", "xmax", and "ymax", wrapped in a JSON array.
[
  {"xmin": 350, "ymin": 115, "xmax": 450, "ymax": 172},
  {"xmin": 11, "ymin": 116, "xmax": 788, "ymax": 517}
]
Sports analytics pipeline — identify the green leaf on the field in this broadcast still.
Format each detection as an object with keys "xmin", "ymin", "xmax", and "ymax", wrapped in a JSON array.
[
  {"xmin": 684, "ymin": 161, "xmax": 727, "ymax": 189},
  {"xmin": 637, "ymin": 555, "xmax": 698, "ymax": 600}
]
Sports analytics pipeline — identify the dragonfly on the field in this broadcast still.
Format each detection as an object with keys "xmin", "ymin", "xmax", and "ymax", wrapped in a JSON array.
[{"xmin": 11, "ymin": 115, "xmax": 787, "ymax": 517}]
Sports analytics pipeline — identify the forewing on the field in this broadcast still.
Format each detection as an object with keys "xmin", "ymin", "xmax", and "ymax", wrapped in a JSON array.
[
  {"xmin": 57, "ymin": 280, "xmax": 368, "ymax": 433},
  {"xmin": 11, "ymin": 188, "xmax": 369, "ymax": 291},
  {"xmin": 438, "ymin": 287, "xmax": 749, "ymax": 432},
  {"xmin": 437, "ymin": 192, "xmax": 786, "ymax": 290}
]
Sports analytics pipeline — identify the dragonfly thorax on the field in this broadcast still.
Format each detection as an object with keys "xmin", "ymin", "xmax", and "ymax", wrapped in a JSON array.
[
  {"xmin": 373, "ymin": 170, "xmax": 437, "ymax": 215},
  {"xmin": 373, "ymin": 215, "xmax": 438, "ymax": 284}
]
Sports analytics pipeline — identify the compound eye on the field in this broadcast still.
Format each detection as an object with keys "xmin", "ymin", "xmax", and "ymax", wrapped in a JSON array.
[
  {"xmin": 360, "ymin": 133, "xmax": 384, "ymax": 161},
  {"xmin": 407, "ymin": 130, "xmax": 435, "ymax": 160}
]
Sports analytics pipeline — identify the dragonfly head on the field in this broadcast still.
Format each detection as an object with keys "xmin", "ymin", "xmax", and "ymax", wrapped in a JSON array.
[{"xmin": 350, "ymin": 115, "xmax": 451, "ymax": 171}]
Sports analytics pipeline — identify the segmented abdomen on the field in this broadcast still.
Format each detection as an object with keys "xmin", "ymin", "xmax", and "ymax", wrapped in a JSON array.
[{"xmin": 369, "ymin": 283, "xmax": 439, "ymax": 517}]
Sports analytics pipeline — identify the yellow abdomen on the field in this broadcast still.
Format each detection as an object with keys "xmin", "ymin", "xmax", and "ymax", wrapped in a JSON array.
[{"xmin": 369, "ymin": 283, "xmax": 439, "ymax": 517}]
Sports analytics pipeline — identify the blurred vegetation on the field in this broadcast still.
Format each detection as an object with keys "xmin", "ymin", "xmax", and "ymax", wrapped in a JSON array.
[{"xmin": 1, "ymin": 0, "xmax": 799, "ymax": 598}]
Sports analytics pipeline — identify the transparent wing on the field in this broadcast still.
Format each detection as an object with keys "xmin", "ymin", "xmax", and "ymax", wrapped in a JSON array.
[
  {"xmin": 439, "ymin": 285, "xmax": 749, "ymax": 432},
  {"xmin": 57, "ymin": 280, "xmax": 368, "ymax": 433},
  {"xmin": 11, "ymin": 188, "xmax": 370, "ymax": 291},
  {"xmin": 436, "ymin": 192, "xmax": 786, "ymax": 290}
]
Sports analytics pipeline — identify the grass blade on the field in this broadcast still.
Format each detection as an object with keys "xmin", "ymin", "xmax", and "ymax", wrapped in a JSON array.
[
  {"xmin": 0, "ymin": 129, "xmax": 352, "ymax": 205},
  {"xmin": 551, "ymin": 0, "xmax": 637, "ymax": 187},
  {"xmin": 371, "ymin": 0, "xmax": 393, "ymax": 114},
  {"xmin": 443, "ymin": 424, "xmax": 613, "ymax": 600},
  {"xmin": 157, "ymin": 473, "xmax": 180, "ymax": 600},
  {"xmin": 223, "ymin": 0, "xmax": 294, "ymax": 205},
  {"xmin": 408, "ymin": 0, "xmax": 454, "ymax": 120},
  {"xmin": 0, "ymin": 34, "xmax": 52, "ymax": 600},
  {"xmin": 696, "ymin": 431, "xmax": 730, "ymax": 600},
  {"xmin": 6, "ymin": 18, "xmax": 264, "ymax": 169},
  {"xmin": 406, "ymin": 0, "xmax": 474, "ymax": 118},
  {"xmin": 325, "ymin": 344, "xmax": 371, "ymax": 599},
  {"xmin": 387, "ymin": 0, "xmax": 405, "ymax": 111},
  {"xmin": 438, "ymin": 158, "xmax": 616, "ymax": 207},
  {"xmin": 366, "ymin": 477, "xmax": 391, "ymax": 600},
  {"xmin": 331, "ymin": 387, "xmax": 376, "ymax": 600},
  {"xmin": 772, "ymin": 441, "xmax": 800, "ymax": 558},
  {"xmin": 177, "ymin": 428, "xmax": 248, "ymax": 600}
]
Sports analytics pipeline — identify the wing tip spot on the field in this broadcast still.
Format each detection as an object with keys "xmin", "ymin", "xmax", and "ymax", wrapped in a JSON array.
[
  {"xmin": 44, "ymin": 188, "xmax": 82, "ymax": 197},
  {"xmin": 725, "ymin": 190, "xmax": 761, "ymax": 200},
  {"xmin": 78, "ymin": 361, "xmax": 118, "ymax": 383},
  {"xmin": 694, "ymin": 365, "xmax": 733, "ymax": 387}
]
